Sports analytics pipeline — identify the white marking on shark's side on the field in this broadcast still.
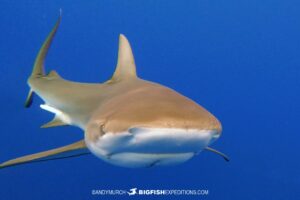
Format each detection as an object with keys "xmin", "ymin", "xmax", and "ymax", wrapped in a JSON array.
[{"xmin": 0, "ymin": 13, "xmax": 229, "ymax": 169}]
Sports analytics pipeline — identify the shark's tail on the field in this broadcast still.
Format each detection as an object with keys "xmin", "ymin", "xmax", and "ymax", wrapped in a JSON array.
[{"xmin": 25, "ymin": 11, "xmax": 62, "ymax": 107}]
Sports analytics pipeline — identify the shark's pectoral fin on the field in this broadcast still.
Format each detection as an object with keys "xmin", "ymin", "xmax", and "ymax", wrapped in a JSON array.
[
  {"xmin": 205, "ymin": 147, "xmax": 230, "ymax": 162},
  {"xmin": 0, "ymin": 140, "xmax": 89, "ymax": 169},
  {"xmin": 41, "ymin": 116, "xmax": 68, "ymax": 128}
]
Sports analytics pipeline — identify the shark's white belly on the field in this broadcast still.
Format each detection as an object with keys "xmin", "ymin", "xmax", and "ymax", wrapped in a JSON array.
[{"xmin": 85, "ymin": 127, "xmax": 219, "ymax": 168}]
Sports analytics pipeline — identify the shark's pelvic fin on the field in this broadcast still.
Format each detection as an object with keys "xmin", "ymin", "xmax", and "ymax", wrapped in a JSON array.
[
  {"xmin": 30, "ymin": 13, "xmax": 61, "ymax": 78},
  {"xmin": 111, "ymin": 34, "xmax": 137, "ymax": 82},
  {"xmin": 205, "ymin": 147, "xmax": 230, "ymax": 162},
  {"xmin": 40, "ymin": 104, "xmax": 71, "ymax": 126},
  {"xmin": 0, "ymin": 140, "xmax": 88, "ymax": 169},
  {"xmin": 41, "ymin": 116, "xmax": 68, "ymax": 128}
]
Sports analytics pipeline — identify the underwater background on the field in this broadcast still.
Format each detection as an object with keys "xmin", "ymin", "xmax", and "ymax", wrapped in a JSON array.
[{"xmin": 0, "ymin": 0, "xmax": 299, "ymax": 199}]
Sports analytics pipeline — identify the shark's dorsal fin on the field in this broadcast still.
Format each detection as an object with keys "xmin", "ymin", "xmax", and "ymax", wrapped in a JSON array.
[{"xmin": 111, "ymin": 34, "xmax": 137, "ymax": 82}]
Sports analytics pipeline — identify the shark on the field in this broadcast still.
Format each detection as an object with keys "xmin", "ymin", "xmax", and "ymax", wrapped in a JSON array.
[{"xmin": 0, "ymin": 14, "xmax": 229, "ymax": 169}]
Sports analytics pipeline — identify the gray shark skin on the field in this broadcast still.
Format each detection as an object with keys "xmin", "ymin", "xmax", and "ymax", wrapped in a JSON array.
[{"xmin": 0, "ymin": 14, "xmax": 229, "ymax": 169}]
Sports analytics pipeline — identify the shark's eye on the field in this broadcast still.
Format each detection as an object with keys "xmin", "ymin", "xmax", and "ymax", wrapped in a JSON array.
[
  {"xmin": 99, "ymin": 124, "xmax": 105, "ymax": 136},
  {"xmin": 85, "ymin": 122, "xmax": 106, "ymax": 142}
]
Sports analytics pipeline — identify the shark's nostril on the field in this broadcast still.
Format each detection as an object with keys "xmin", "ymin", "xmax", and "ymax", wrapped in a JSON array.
[
  {"xmin": 211, "ymin": 129, "xmax": 221, "ymax": 139},
  {"xmin": 207, "ymin": 130, "xmax": 221, "ymax": 146}
]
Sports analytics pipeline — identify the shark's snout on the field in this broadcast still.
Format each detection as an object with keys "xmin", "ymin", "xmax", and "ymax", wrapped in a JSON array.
[{"xmin": 85, "ymin": 121, "xmax": 222, "ymax": 168}]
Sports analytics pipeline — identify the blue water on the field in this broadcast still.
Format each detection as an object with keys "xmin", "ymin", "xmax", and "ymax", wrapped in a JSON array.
[{"xmin": 0, "ymin": 1, "xmax": 299, "ymax": 199}]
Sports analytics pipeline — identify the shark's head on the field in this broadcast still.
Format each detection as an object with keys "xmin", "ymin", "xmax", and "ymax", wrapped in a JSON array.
[
  {"xmin": 84, "ymin": 84, "xmax": 222, "ymax": 168},
  {"xmin": 83, "ymin": 35, "xmax": 222, "ymax": 168}
]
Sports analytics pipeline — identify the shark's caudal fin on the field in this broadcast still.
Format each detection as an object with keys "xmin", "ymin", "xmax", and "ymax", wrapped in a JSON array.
[
  {"xmin": 25, "ymin": 12, "xmax": 62, "ymax": 108},
  {"xmin": 205, "ymin": 147, "xmax": 230, "ymax": 162},
  {"xmin": 31, "ymin": 12, "xmax": 61, "ymax": 78},
  {"xmin": 110, "ymin": 34, "xmax": 137, "ymax": 82},
  {"xmin": 0, "ymin": 140, "xmax": 89, "ymax": 169},
  {"xmin": 24, "ymin": 89, "xmax": 34, "ymax": 108}
]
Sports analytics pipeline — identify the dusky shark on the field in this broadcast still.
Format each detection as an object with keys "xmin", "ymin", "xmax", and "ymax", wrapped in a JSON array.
[{"xmin": 0, "ymin": 14, "xmax": 229, "ymax": 169}]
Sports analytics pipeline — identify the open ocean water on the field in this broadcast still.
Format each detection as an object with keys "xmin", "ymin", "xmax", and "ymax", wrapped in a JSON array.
[{"xmin": 0, "ymin": 0, "xmax": 299, "ymax": 199}]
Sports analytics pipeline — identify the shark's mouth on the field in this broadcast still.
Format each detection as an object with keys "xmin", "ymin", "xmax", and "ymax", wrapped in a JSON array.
[{"xmin": 85, "ymin": 127, "xmax": 220, "ymax": 168}]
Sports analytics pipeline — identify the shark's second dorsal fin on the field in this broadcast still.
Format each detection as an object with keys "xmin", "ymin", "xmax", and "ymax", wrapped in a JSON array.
[
  {"xmin": 111, "ymin": 34, "xmax": 137, "ymax": 82},
  {"xmin": 46, "ymin": 70, "xmax": 61, "ymax": 79}
]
